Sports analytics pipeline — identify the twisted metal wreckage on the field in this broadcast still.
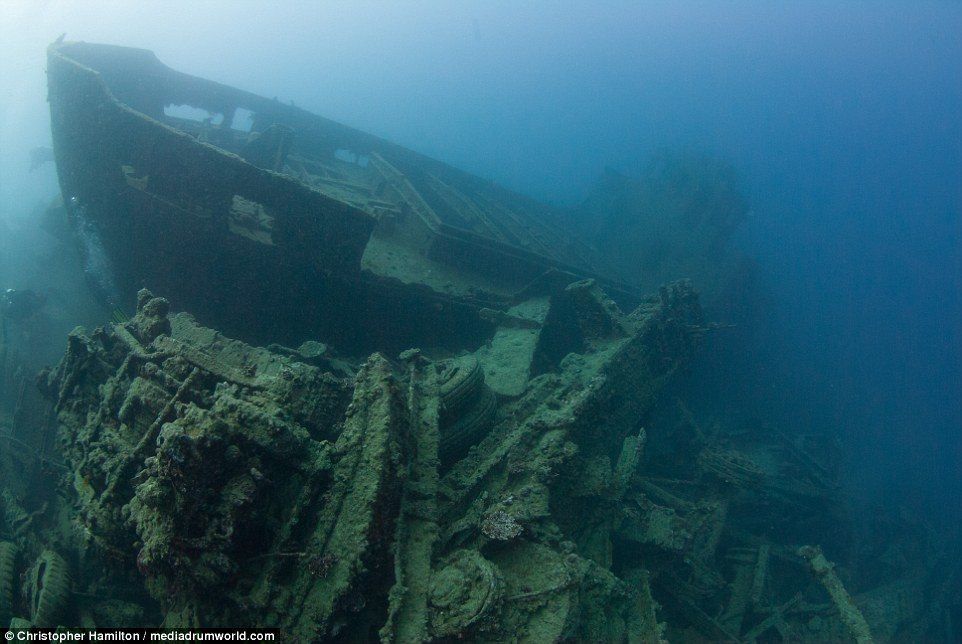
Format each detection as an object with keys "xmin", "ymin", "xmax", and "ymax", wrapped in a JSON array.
[{"xmin": 0, "ymin": 41, "xmax": 957, "ymax": 641}]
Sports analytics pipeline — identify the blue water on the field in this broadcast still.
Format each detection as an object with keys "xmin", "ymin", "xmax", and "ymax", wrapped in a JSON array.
[{"xmin": 1, "ymin": 1, "xmax": 960, "ymax": 527}]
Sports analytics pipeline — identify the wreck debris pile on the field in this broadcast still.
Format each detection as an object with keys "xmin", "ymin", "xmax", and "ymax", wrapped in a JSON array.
[
  {"xmin": 0, "ymin": 281, "xmax": 951, "ymax": 639},
  {"xmin": 1, "ymin": 281, "xmax": 694, "ymax": 638},
  {"xmin": 799, "ymin": 545, "xmax": 875, "ymax": 644}
]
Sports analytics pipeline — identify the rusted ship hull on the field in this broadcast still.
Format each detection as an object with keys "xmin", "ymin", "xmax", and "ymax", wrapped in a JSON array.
[{"xmin": 46, "ymin": 42, "xmax": 633, "ymax": 353}]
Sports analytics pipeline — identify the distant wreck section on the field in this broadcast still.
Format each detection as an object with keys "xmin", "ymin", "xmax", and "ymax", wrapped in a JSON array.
[{"xmin": 46, "ymin": 41, "xmax": 634, "ymax": 353}]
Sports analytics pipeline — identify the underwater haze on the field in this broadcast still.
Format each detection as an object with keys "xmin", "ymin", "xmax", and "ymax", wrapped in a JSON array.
[
  {"xmin": 1, "ymin": 0, "xmax": 961, "ymax": 638},
  {"xmin": 4, "ymin": 0, "xmax": 958, "ymax": 522}
]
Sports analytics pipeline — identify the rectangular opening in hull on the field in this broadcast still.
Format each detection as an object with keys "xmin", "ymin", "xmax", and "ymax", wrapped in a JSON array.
[
  {"xmin": 231, "ymin": 107, "xmax": 255, "ymax": 132},
  {"xmin": 164, "ymin": 103, "xmax": 224, "ymax": 125}
]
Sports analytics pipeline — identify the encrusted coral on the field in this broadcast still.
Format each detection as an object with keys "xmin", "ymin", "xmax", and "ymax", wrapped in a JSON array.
[{"xmin": 480, "ymin": 508, "xmax": 523, "ymax": 541}]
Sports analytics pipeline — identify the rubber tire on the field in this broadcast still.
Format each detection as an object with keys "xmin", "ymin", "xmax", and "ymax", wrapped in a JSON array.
[{"xmin": 29, "ymin": 550, "xmax": 71, "ymax": 628}]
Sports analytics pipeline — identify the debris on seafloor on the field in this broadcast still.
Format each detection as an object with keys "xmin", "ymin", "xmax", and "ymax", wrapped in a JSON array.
[{"xmin": 799, "ymin": 545, "xmax": 875, "ymax": 644}]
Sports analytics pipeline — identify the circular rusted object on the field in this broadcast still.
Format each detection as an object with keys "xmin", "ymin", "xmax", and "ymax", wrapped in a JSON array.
[{"xmin": 429, "ymin": 549, "xmax": 503, "ymax": 637}]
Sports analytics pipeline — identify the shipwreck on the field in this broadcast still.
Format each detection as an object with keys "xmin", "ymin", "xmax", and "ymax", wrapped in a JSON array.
[
  {"xmin": 36, "ymin": 40, "xmax": 708, "ymax": 639},
  {"xmin": 0, "ymin": 40, "xmax": 954, "ymax": 642},
  {"xmin": 46, "ymin": 41, "xmax": 636, "ymax": 353}
]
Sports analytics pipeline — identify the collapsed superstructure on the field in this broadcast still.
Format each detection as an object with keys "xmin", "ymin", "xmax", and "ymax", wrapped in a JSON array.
[{"xmin": 0, "ymin": 41, "xmax": 957, "ymax": 641}]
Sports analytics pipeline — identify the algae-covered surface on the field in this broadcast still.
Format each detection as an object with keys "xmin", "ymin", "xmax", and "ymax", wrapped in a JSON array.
[{"xmin": 3, "ymin": 278, "xmax": 954, "ymax": 641}]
